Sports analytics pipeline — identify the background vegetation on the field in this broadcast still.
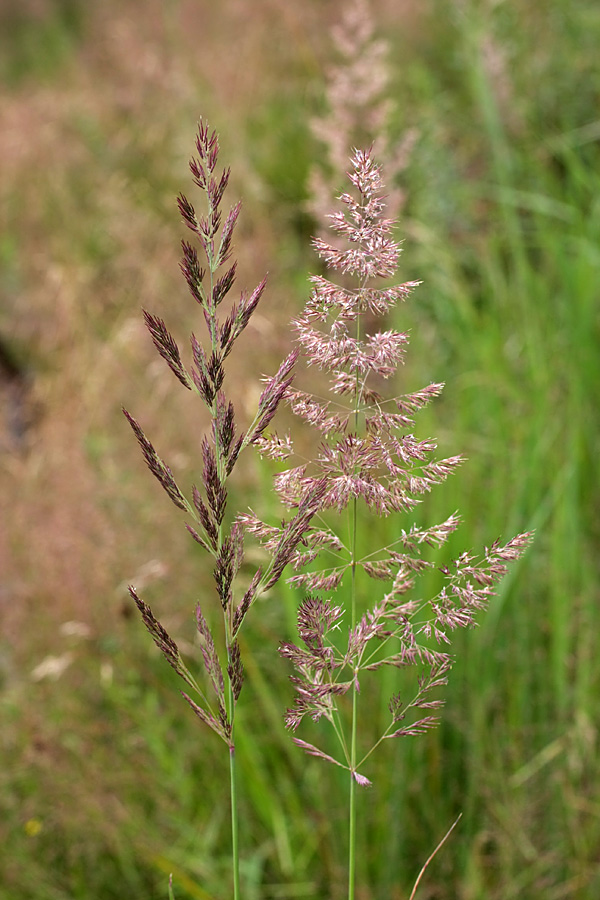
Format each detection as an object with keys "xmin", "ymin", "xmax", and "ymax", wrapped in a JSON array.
[{"xmin": 1, "ymin": 1, "xmax": 598, "ymax": 898}]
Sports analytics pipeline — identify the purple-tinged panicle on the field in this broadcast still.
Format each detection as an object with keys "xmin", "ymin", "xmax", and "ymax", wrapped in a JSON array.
[
  {"xmin": 122, "ymin": 409, "xmax": 188, "ymax": 512},
  {"xmin": 247, "ymin": 349, "xmax": 299, "ymax": 446},
  {"xmin": 129, "ymin": 585, "xmax": 232, "ymax": 745},
  {"xmin": 232, "ymin": 568, "xmax": 262, "ymax": 637},
  {"xmin": 227, "ymin": 640, "xmax": 244, "ymax": 703},
  {"xmin": 191, "ymin": 483, "xmax": 218, "ymax": 550},
  {"xmin": 213, "ymin": 523, "xmax": 244, "ymax": 612},
  {"xmin": 212, "ymin": 262, "xmax": 237, "ymax": 308},
  {"xmin": 202, "ymin": 436, "xmax": 226, "ymax": 526},
  {"xmin": 216, "ymin": 201, "xmax": 241, "ymax": 267},
  {"xmin": 179, "ymin": 240, "xmax": 206, "ymax": 305},
  {"xmin": 225, "ymin": 432, "xmax": 245, "ymax": 477},
  {"xmin": 263, "ymin": 479, "xmax": 328, "ymax": 590},
  {"xmin": 181, "ymin": 691, "xmax": 232, "ymax": 746},
  {"xmin": 220, "ymin": 276, "xmax": 268, "ymax": 360},
  {"xmin": 142, "ymin": 310, "xmax": 193, "ymax": 390},
  {"xmin": 196, "ymin": 603, "xmax": 225, "ymax": 702},
  {"xmin": 129, "ymin": 586, "xmax": 182, "ymax": 675},
  {"xmin": 214, "ymin": 392, "xmax": 236, "ymax": 458},
  {"xmin": 124, "ymin": 121, "xmax": 311, "ymax": 747},
  {"xmin": 190, "ymin": 333, "xmax": 214, "ymax": 404},
  {"xmin": 185, "ymin": 522, "xmax": 213, "ymax": 554},
  {"xmin": 177, "ymin": 193, "xmax": 198, "ymax": 233},
  {"xmin": 189, "ymin": 120, "xmax": 219, "ymax": 188},
  {"xmin": 210, "ymin": 166, "xmax": 231, "ymax": 211}
]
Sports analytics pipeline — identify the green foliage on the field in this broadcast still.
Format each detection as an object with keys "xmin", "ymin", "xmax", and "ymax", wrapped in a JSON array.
[{"xmin": 0, "ymin": 0, "xmax": 85, "ymax": 87}]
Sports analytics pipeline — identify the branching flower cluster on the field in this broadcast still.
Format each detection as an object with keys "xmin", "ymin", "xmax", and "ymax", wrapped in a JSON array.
[
  {"xmin": 308, "ymin": 0, "xmax": 417, "ymax": 230},
  {"xmin": 123, "ymin": 122, "xmax": 324, "ymax": 748},
  {"xmin": 244, "ymin": 148, "xmax": 533, "ymax": 784}
]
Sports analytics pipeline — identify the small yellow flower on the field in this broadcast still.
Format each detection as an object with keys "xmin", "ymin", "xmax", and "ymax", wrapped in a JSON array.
[{"xmin": 24, "ymin": 818, "xmax": 42, "ymax": 837}]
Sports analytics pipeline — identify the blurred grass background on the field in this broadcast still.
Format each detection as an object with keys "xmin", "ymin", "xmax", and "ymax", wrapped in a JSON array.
[{"xmin": 0, "ymin": 0, "xmax": 599, "ymax": 898}]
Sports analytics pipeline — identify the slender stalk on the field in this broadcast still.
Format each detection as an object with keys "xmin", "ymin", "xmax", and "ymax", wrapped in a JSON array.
[
  {"xmin": 348, "ymin": 673, "xmax": 358, "ymax": 900},
  {"xmin": 210, "ymin": 225, "xmax": 241, "ymax": 898},
  {"xmin": 229, "ymin": 721, "xmax": 240, "ymax": 900},
  {"xmin": 348, "ymin": 292, "xmax": 363, "ymax": 900},
  {"xmin": 347, "ymin": 491, "xmax": 359, "ymax": 900},
  {"xmin": 407, "ymin": 815, "xmax": 462, "ymax": 900}
]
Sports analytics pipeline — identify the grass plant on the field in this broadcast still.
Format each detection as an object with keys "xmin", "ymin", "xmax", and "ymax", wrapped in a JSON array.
[{"xmin": 124, "ymin": 122, "xmax": 326, "ymax": 900}]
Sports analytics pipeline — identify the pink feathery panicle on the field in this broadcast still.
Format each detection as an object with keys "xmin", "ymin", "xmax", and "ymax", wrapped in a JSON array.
[
  {"xmin": 311, "ymin": 154, "xmax": 399, "ymax": 282},
  {"xmin": 267, "ymin": 139, "xmax": 534, "ymax": 783},
  {"xmin": 307, "ymin": 0, "xmax": 417, "ymax": 232},
  {"xmin": 295, "ymin": 152, "xmax": 415, "ymax": 379},
  {"xmin": 254, "ymin": 146, "xmax": 454, "ymax": 529}
]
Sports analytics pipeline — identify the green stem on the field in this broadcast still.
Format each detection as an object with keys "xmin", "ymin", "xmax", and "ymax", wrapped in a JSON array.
[
  {"xmin": 348, "ymin": 672, "xmax": 358, "ymax": 900},
  {"xmin": 207, "ymin": 230, "xmax": 240, "ymax": 898},
  {"xmin": 229, "ymin": 685, "xmax": 240, "ymax": 900},
  {"xmin": 348, "ymin": 283, "xmax": 362, "ymax": 899}
]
